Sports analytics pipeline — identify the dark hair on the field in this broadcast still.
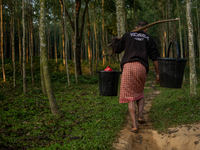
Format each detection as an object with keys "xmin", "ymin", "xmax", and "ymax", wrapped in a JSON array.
[{"xmin": 137, "ymin": 20, "xmax": 148, "ymax": 27}]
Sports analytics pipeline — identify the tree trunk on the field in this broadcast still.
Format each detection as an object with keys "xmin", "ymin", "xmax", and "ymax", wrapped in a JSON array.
[
  {"xmin": 40, "ymin": 0, "xmax": 60, "ymax": 115},
  {"xmin": 196, "ymin": 0, "xmax": 200, "ymax": 66},
  {"xmin": 167, "ymin": 0, "xmax": 172, "ymax": 57},
  {"xmin": 63, "ymin": 0, "xmax": 70, "ymax": 86},
  {"xmin": 74, "ymin": 1, "xmax": 78, "ymax": 83},
  {"xmin": 85, "ymin": 31, "xmax": 87, "ymax": 61},
  {"xmin": 116, "ymin": 0, "xmax": 125, "ymax": 62},
  {"xmin": 22, "ymin": 0, "xmax": 26, "ymax": 94},
  {"xmin": 60, "ymin": 3, "xmax": 65, "ymax": 65},
  {"xmin": 0, "ymin": 0, "xmax": 5, "ymax": 82},
  {"xmin": 47, "ymin": 12, "xmax": 50, "ymax": 60},
  {"xmin": 86, "ymin": 6, "xmax": 92, "ymax": 75},
  {"xmin": 102, "ymin": 0, "xmax": 106, "ymax": 65},
  {"xmin": 30, "ymin": 6, "xmax": 34, "ymax": 85},
  {"xmin": 54, "ymin": 3, "xmax": 57, "ymax": 63},
  {"xmin": 186, "ymin": 0, "xmax": 196, "ymax": 96},
  {"xmin": 3, "ymin": 22, "xmax": 6, "ymax": 59},
  {"xmin": 11, "ymin": 1, "xmax": 15, "ymax": 88},
  {"xmin": 59, "ymin": 0, "xmax": 89, "ymax": 76},
  {"xmin": 92, "ymin": 5, "xmax": 99, "ymax": 65},
  {"xmin": 177, "ymin": 0, "xmax": 183, "ymax": 59},
  {"xmin": 18, "ymin": 19, "xmax": 22, "ymax": 73}
]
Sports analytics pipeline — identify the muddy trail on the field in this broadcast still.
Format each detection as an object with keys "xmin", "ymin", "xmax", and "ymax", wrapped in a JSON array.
[{"xmin": 113, "ymin": 81, "xmax": 200, "ymax": 150}]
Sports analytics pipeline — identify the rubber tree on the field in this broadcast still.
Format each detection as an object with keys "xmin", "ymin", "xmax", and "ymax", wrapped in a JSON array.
[
  {"xmin": 116, "ymin": 0, "xmax": 125, "ymax": 61},
  {"xmin": 39, "ymin": 0, "xmax": 60, "ymax": 115},
  {"xmin": 22, "ymin": 0, "xmax": 26, "ymax": 94},
  {"xmin": 86, "ymin": 5, "xmax": 92, "ymax": 75},
  {"xmin": 63, "ymin": 0, "xmax": 70, "ymax": 86},
  {"xmin": 0, "ymin": 0, "xmax": 5, "ymax": 82},
  {"xmin": 59, "ymin": 0, "xmax": 90, "ymax": 76},
  {"xmin": 186, "ymin": 0, "xmax": 196, "ymax": 96}
]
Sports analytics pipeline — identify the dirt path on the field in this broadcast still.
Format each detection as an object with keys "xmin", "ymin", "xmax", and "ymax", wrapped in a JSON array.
[{"xmin": 113, "ymin": 81, "xmax": 200, "ymax": 150}]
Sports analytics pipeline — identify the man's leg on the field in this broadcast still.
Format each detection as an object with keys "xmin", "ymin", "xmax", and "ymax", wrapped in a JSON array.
[
  {"xmin": 137, "ymin": 97, "xmax": 145, "ymax": 121},
  {"xmin": 128, "ymin": 101, "xmax": 138, "ymax": 130}
]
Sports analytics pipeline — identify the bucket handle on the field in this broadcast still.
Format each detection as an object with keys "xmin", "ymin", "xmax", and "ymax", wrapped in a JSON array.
[
  {"xmin": 96, "ymin": 54, "xmax": 120, "ymax": 73},
  {"xmin": 167, "ymin": 40, "xmax": 180, "ymax": 59}
]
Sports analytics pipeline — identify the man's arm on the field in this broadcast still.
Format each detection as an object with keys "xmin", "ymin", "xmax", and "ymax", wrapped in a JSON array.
[{"xmin": 153, "ymin": 60, "xmax": 159, "ymax": 84}]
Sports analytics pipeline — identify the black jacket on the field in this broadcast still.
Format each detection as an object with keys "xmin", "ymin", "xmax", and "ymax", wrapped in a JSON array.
[{"xmin": 112, "ymin": 30, "xmax": 160, "ymax": 73}]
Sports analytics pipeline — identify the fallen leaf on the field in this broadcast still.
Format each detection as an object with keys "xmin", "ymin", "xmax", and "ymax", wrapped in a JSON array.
[{"xmin": 96, "ymin": 118, "xmax": 102, "ymax": 123}]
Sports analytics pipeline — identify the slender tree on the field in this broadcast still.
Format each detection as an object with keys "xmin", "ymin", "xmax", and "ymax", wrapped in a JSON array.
[
  {"xmin": 53, "ymin": 2, "xmax": 57, "ymax": 63},
  {"xmin": 186, "ymin": 0, "xmax": 196, "ymax": 96},
  {"xmin": 40, "ymin": 0, "xmax": 60, "ymax": 115},
  {"xmin": 116, "ymin": 0, "xmax": 125, "ymax": 61},
  {"xmin": 63, "ymin": 0, "xmax": 70, "ymax": 86},
  {"xmin": 22, "ymin": 0, "xmax": 26, "ymax": 93},
  {"xmin": 102, "ymin": 0, "xmax": 106, "ymax": 65},
  {"xmin": 196, "ymin": 0, "xmax": 200, "ymax": 66},
  {"xmin": 11, "ymin": 0, "xmax": 15, "ymax": 87},
  {"xmin": 0, "ymin": 0, "xmax": 5, "ymax": 82},
  {"xmin": 74, "ymin": 0, "xmax": 78, "ymax": 83},
  {"xmin": 59, "ymin": 0, "xmax": 90, "ymax": 75},
  {"xmin": 86, "ymin": 5, "xmax": 92, "ymax": 75},
  {"xmin": 92, "ymin": 4, "xmax": 99, "ymax": 65},
  {"xmin": 29, "ymin": 1, "xmax": 34, "ymax": 85},
  {"xmin": 60, "ymin": 2, "xmax": 65, "ymax": 65}
]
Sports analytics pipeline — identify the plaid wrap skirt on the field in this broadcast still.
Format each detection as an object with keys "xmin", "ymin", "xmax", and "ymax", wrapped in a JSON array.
[{"xmin": 119, "ymin": 62, "xmax": 146, "ymax": 103}]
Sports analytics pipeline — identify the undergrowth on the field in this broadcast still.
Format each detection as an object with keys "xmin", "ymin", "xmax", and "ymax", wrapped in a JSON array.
[{"xmin": 0, "ymin": 57, "xmax": 154, "ymax": 149}]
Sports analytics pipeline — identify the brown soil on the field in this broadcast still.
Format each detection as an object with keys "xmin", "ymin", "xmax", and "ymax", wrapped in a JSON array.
[{"xmin": 113, "ymin": 81, "xmax": 200, "ymax": 150}]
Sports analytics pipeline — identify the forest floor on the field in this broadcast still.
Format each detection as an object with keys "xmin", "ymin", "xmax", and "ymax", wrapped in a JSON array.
[{"xmin": 113, "ymin": 80, "xmax": 200, "ymax": 150}]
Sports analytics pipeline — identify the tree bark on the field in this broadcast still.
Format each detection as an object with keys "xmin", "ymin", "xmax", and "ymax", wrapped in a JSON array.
[
  {"xmin": 11, "ymin": 1, "xmax": 15, "ymax": 88},
  {"xmin": 92, "ymin": 5, "xmax": 99, "ymax": 65},
  {"xmin": 116, "ymin": 0, "xmax": 125, "ymax": 62},
  {"xmin": 18, "ymin": 19, "xmax": 22, "ymax": 73},
  {"xmin": 60, "ymin": 3, "xmax": 65, "ymax": 65},
  {"xmin": 54, "ymin": 2, "xmax": 57, "ymax": 63},
  {"xmin": 22, "ymin": 0, "xmax": 26, "ymax": 94},
  {"xmin": 40, "ymin": 0, "xmax": 60, "ymax": 115},
  {"xmin": 102, "ymin": 0, "xmax": 106, "ymax": 65},
  {"xmin": 86, "ymin": 6, "xmax": 92, "ymax": 75},
  {"xmin": 74, "ymin": 1, "xmax": 78, "ymax": 83},
  {"xmin": 63, "ymin": 0, "xmax": 70, "ymax": 86},
  {"xmin": 196, "ymin": 0, "xmax": 200, "ymax": 66},
  {"xmin": 0, "ymin": 0, "xmax": 5, "ymax": 82},
  {"xmin": 186, "ymin": 0, "xmax": 196, "ymax": 96},
  {"xmin": 167, "ymin": 0, "xmax": 172, "ymax": 57}
]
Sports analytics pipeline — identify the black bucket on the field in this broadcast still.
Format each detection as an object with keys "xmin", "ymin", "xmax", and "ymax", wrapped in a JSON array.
[
  {"xmin": 157, "ymin": 41, "xmax": 188, "ymax": 88},
  {"xmin": 96, "ymin": 55, "xmax": 121, "ymax": 96}
]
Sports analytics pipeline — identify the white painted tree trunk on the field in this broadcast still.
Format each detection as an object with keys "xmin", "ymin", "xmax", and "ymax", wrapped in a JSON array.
[
  {"xmin": 186, "ymin": 0, "xmax": 196, "ymax": 96},
  {"xmin": 116, "ymin": 0, "xmax": 125, "ymax": 61},
  {"xmin": 40, "ymin": 0, "xmax": 60, "ymax": 115}
]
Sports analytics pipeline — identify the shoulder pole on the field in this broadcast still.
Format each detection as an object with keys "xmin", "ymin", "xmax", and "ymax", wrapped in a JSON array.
[{"xmin": 108, "ymin": 18, "xmax": 180, "ymax": 47}]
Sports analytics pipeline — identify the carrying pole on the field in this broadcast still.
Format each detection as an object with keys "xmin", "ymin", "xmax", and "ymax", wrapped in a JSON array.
[{"xmin": 108, "ymin": 18, "xmax": 180, "ymax": 47}]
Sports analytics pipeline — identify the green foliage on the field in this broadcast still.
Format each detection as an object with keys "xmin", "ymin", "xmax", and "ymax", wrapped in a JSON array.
[
  {"xmin": 150, "ymin": 64, "xmax": 200, "ymax": 133},
  {"xmin": 0, "ymin": 58, "xmax": 156, "ymax": 149}
]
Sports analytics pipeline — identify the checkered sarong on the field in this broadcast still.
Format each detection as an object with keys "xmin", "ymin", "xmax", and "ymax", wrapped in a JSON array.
[{"xmin": 119, "ymin": 62, "xmax": 146, "ymax": 103}]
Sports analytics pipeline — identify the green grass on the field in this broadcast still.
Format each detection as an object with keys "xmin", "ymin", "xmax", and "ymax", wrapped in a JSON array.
[
  {"xmin": 2, "ymin": 57, "xmax": 200, "ymax": 148},
  {"xmin": 150, "ymin": 65, "xmax": 200, "ymax": 133},
  {"xmin": 0, "ymin": 58, "xmax": 155, "ymax": 149}
]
